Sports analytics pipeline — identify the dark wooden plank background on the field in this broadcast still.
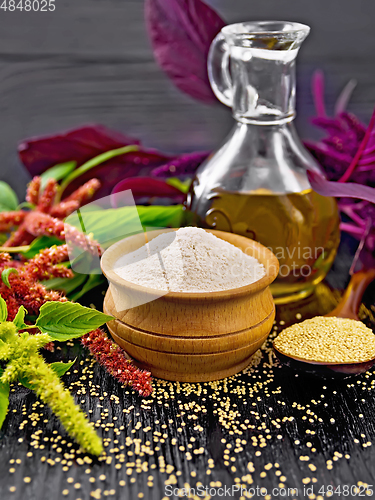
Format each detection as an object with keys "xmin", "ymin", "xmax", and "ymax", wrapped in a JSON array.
[
  {"xmin": 0, "ymin": 0, "xmax": 375, "ymax": 198},
  {"xmin": 1, "ymin": 2, "xmax": 375, "ymax": 500}
]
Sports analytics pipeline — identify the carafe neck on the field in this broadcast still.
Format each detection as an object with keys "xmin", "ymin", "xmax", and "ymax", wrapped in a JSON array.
[
  {"xmin": 231, "ymin": 47, "xmax": 297, "ymax": 125},
  {"xmin": 208, "ymin": 22, "xmax": 310, "ymax": 125}
]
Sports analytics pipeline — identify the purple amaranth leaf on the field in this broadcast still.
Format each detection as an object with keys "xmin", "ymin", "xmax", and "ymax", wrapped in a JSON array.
[
  {"xmin": 145, "ymin": 0, "xmax": 225, "ymax": 103},
  {"xmin": 307, "ymin": 169, "xmax": 375, "ymax": 204},
  {"xmin": 18, "ymin": 124, "xmax": 177, "ymax": 200},
  {"xmin": 18, "ymin": 124, "xmax": 140, "ymax": 177},
  {"xmin": 111, "ymin": 177, "xmax": 185, "ymax": 207},
  {"xmin": 152, "ymin": 151, "xmax": 210, "ymax": 177},
  {"xmin": 63, "ymin": 149, "xmax": 174, "ymax": 200}
]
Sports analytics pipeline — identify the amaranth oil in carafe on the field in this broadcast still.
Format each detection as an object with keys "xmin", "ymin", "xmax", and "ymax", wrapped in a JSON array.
[
  {"xmin": 186, "ymin": 21, "xmax": 340, "ymax": 303},
  {"xmin": 186, "ymin": 187, "xmax": 340, "ymax": 303}
]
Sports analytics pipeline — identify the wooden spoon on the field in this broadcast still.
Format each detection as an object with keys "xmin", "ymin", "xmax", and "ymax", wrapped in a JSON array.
[
  {"xmin": 325, "ymin": 269, "xmax": 375, "ymax": 320},
  {"xmin": 274, "ymin": 269, "xmax": 375, "ymax": 378}
]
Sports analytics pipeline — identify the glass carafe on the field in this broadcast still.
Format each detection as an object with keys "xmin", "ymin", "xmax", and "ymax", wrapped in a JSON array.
[{"xmin": 186, "ymin": 21, "xmax": 340, "ymax": 304}]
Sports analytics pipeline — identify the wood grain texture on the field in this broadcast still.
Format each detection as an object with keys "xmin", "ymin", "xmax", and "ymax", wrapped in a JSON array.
[
  {"xmin": 101, "ymin": 229, "xmax": 277, "ymax": 381},
  {"xmin": 1, "ymin": 268, "xmax": 375, "ymax": 500},
  {"xmin": 101, "ymin": 229, "xmax": 278, "ymax": 335},
  {"xmin": 109, "ymin": 325, "xmax": 269, "ymax": 382},
  {"xmin": 0, "ymin": 1, "xmax": 375, "ymax": 498},
  {"xmin": 104, "ymin": 290, "xmax": 274, "ymax": 355},
  {"xmin": 327, "ymin": 269, "xmax": 375, "ymax": 320},
  {"xmin": 0, "ymin": 0, "xmax": 375, "ymax": 199}
]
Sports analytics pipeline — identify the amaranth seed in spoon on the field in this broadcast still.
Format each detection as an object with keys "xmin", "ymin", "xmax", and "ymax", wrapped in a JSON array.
[{"xmin": 274, "ymin": 316, "xmax": 375, "ymax": 363}]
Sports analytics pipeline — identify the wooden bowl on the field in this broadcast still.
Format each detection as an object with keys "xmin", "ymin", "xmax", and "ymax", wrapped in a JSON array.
[{"xmin": 101, "ymin": 229, "xmax": 279, "ymax": 382}]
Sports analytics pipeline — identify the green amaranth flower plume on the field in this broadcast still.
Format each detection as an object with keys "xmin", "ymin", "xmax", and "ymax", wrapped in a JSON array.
[{"xmin": 0, "ymin": 297, "xmax": 114, "ymax": 455}]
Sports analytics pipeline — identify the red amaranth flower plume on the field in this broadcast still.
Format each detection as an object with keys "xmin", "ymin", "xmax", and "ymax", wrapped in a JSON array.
[
  {"xmin": 0, "ymin": 252, "xmax": 12, "ymax": 266},
  {"xmin": 0, "ymin": 176, "xmax": 102, "ymax": 255},
  {"xmin": 0, "ymin": 246, "xmax": 153, "ymax": 394},
  {"xmin": 0, "ymin": 248, "xmax": 68, "ymax": 320},
  {"xmin": 50, "ymin": 179, "xmax": 100, "ymax": 219},
  {"xmin": 81, "ymin": 329, "xmax": 153, "ymax": 397},
  {"xmin": 23, "ymin": 244, "xmax": 73, "ymax": 281},
  {"xmin": 0, "ymin": 212, "xmax": 26, "ymax": 233}
]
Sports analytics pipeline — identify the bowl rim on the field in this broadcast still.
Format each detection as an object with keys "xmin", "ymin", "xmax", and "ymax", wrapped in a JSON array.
[{"xmin": 101, "ymin": 228, "xmax": 279, "ymax": 302}]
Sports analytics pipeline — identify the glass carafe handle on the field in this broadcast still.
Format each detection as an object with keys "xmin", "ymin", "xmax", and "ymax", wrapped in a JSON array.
[{"xmin": 208, "ymin": 32, "xmax": 233, "ymax": 107}]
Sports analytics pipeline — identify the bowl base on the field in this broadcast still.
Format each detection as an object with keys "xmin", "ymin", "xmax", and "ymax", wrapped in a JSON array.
[{"xmin": 110, "ymin": 327, "xmax": 262, "ymax": 382}]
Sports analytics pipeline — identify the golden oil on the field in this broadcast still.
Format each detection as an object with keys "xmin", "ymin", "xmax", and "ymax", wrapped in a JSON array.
[{"xmin": 185, "ymin": 188, "xmax": 340, "ymax": 304}]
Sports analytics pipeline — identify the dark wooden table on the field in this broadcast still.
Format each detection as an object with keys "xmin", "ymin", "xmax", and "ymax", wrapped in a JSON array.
[
  {"xmin": 1, "ymin": 243, "xmax": 375, "ymax": 500},
  {"xmin": 1, "ymin": 1, "xmax": 375, "ymax": 499}
]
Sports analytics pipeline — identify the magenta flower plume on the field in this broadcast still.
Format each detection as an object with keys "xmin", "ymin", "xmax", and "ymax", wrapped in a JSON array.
[
  {"xmin": 306, "ymin": 71, "xmax": 375, "ymax": 255},
  {"xmin": 306, "ymin": 71, "xmax": 375, "ymax": 186},
  {"xmin": 339, "ymin": 108, "xmax": 375, "ymax": 184}
]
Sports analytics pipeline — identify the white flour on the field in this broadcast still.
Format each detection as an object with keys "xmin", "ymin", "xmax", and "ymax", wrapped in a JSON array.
[{"xmin": 114, "ymin": 227, "xmax": 266, "ymax": 292}]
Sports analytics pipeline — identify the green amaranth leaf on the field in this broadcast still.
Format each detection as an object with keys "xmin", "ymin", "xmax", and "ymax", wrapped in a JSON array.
[
  {"xmin": 17, "ymin": 374, "xmax": 33, "ymax": 391},
  {"xmin": 136, "ymin": 205, "xmax": 183, "ymax": 229},
  {"xmin": 1, "ymin": 268, "xmax": 18, "ymax": 288},
  {"xmin": 13, "ymin": 306, "xmax": 28, "ymax": 330},
  {"xmin": 0, "ymin": 204, "xmax": 13, "ymax": 212},
  {"xmin": 41, "ymin": 273, "xmax": 87, "ymax": 295},
  {"xmin": 43, "ymin": 271, "xmax": 104, "ymax": 301},
  {"xmin": 58, "ymin": 145, "xmax": 139, "ymax": 200},
  {"xmin": 69, "ymin": 273, "xmax": 105, "ymax": 302},
  {"xmin": 0, "ymin": 296, "xmax": 7, "ymax": 322},
  {"xmin": 67, "ymin": 205, "xmax": 183, "ymax": 249},
  {"xmin": 0, "ymin": 181, "xmax": 18, "ymax": 211},
  {"xmin": 49, "ymin": 359, "xmax": 76, "ymax": 378},
  {"xmin": 40, "ymin": 161, "xmax": 77, "ymax": 190},
  {"xmin": 35, "ymin": 301, "xmax": 113, "ymax": 341},
  {"xmin": 0, "ymin": 368, "xmax": 10, "ymax": 430},
  {"xmin": 166, "ymin": 177, "xmax": 191, "ymax": 194}
]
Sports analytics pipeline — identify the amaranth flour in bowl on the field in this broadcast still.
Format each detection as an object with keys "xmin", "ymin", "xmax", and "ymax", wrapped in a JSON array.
[{"xmin": 114, "ymin": 227, "xmax": 266, "ymax": 293}]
